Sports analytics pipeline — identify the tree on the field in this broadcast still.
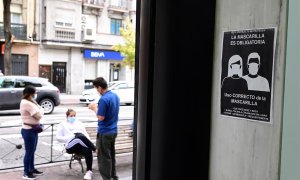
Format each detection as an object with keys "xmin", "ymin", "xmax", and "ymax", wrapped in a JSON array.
[
  {"xmin": 3, "ymin": 0, "xmax": 13, "ymax": 75},
  {"xmin": 112, "ymin": 18, "xmax": 136, "ymax": 70}
]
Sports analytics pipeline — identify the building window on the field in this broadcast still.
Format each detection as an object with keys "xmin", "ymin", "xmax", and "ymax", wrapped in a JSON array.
[
  {"xmin": 84, "ymin": 0, "xmax": 104, "ymax": 5},
  {"xmin": 55, "ymin": 30, "xmax": 75, "ymax": 40},
  {"xmin": 55, "ymin": 21, "xmax": 73, "ymax": 28},
  {"xmin": 56, "ymin": 21, "xmax": 64, "ymax": 26},
  {"xmin": 11, "ymin": 13, "xmax": 21, "ymax": 24},
  {"xmin": 110, "ymin": 0, "xmax": 122, "ymax": 7},
  {"xmin": 110, "ymin": 19, "xmax": 121, "ymax": 35},
  {"xmin": 65, "ymin": 23, "xmax": 72, "ymax": 27}
]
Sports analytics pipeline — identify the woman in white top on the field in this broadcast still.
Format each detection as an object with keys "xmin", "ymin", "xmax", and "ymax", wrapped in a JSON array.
[
  {"xmin": 20, "ymin": 85, "xmax": 44, "ymax": 180},
  {"xmin": 56, "ymin": 109, "xmax": 95, "ymax": 180}
]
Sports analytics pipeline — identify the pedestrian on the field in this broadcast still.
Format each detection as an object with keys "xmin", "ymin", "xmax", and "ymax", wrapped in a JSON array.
[
  {"xmin": 20, "ymin": 85, "xmax": 44, "ymax": 180},
  {"xmin": 56, "ymin": 108, "xmax": 96, "ymax": 180},
  {"xmin": 88, "ymin": 77, "xmax": 120, "ymax": 180}
]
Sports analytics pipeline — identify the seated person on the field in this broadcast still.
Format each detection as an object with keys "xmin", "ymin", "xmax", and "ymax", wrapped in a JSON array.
[{"xmin": 56, "ymin": 109, "xmax": 96, "ymax": 180}]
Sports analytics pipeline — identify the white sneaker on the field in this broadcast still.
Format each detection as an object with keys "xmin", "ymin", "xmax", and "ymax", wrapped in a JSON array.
[
  {"xmin": 83, "ymin": 170, "xmax": 93, "ymax": 180},
  {"xmin": 22, "ymin": 174, "xmax": 37, "ymax": 180}
]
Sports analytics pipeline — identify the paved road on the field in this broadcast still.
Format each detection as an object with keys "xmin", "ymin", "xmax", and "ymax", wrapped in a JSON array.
[
  {"xmin": 0, "ymin": 153, "xmax": 133, "ymax": 180},
  {"xmin": 0, "ymin": 104, "xmax": 134, "ymax": 127}
]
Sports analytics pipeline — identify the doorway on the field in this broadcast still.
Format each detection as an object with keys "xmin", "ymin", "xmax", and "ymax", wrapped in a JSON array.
[{"xmin": 52, "ymin": 62, "xmax": 66, "ymax": 93}]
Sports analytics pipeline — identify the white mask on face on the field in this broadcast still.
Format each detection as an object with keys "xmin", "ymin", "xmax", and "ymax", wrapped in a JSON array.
[
  {"xmin": 96, "ymin": 87, "xmax": 102, "ymax": 95},
  {"xmin": 68, "ymin": 117, "xmax": 76, "ymax": 123},
  {"xmin": 33, "ymin": 94, "xmax": 37, "ymax": 100},
  {"xmin": 248, "ymin": 63, "xmax": 259, "ymax": 75},
  {"xmin": 231, "ymin": 64, "xmax": 241, "ymax": 76}
]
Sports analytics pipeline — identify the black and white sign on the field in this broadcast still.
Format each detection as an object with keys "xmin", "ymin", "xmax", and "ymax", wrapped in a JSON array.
[{"xmin": 220, "ymin": 27, "xmax": 276, "ymax": 123}]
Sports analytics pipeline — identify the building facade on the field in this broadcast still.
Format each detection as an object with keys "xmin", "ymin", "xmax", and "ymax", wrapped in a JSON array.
[
  {"xmin": 0, "ymin": 0, "xmax": 39, "ymax": 77},
  {"xmin": 40, "ymin": 0, "xmax": 136, "ymax": 94},
  {"xmin": 0, "ymin": 0, "xmax": 136, "ymax": 94}
]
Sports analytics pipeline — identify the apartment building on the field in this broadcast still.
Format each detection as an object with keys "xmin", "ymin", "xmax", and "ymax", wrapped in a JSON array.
[
  {"xmin": 0, "ymin": 0, "xmax": 136, "ymax": 94},
  {"xmin": 0, "ymin": 0, "xmax": 40, "ymax": 76},
  {"xmin": 40, "ymin": 0, "xmax": 136, "ymax": 94}
]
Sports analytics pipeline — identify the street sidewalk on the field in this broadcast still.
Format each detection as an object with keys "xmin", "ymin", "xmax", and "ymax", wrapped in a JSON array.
[{"xmin": 0, "ymin": 153, "xmax": 133, "ymax": 180}]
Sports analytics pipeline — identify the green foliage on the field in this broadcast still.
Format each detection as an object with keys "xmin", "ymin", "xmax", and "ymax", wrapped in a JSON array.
[{"xmin": 113, "ymin": 18, "xmax": 135, "ymax": 69}]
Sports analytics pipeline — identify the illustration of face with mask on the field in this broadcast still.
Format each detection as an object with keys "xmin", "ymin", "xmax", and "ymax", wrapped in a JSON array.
[
  {"xmin": 247, "ymin": 52, "xmax": 260, "ymax": 76},
  {"xmin": 227, "ymin": 55, "xmax": 243, "ymax": 77},
  {"xmin": 66, "ymin": 109, "xmax": 76, "ymax": 123},
  {"xmin": 243, "ymin": 52, "xmax": 270, "ymax": 92}
]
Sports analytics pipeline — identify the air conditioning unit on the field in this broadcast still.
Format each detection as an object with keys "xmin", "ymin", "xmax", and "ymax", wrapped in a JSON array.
[{"xmin": 82, "ymin": 28, "xmax": 95, "ymax": 42}]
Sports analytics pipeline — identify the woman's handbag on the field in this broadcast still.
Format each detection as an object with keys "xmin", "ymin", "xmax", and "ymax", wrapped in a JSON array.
[{"xmin": 24, "ymin": 123, "xmax": 44, "ymax": 133}]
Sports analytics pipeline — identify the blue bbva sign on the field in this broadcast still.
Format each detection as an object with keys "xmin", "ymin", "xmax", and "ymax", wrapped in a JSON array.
[{"xmin": 83, "ymin": 49, "xmax": 124, "ymax": 60}]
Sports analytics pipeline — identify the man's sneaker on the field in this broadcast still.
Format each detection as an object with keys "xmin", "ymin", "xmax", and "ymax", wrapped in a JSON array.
[
  {"xmin": 22, "ymin": 173, "xmax": 37, "ymax": 180},
  {"xmin": 83, "ymin": 170, "xmax": 93, "ymax": 180},
  {"xmin": 32, "ymin": 169, "xmax": 44, "ymax": 176}
]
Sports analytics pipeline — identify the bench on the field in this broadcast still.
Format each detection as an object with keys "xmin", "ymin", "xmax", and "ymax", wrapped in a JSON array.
[{"xmin": 69, "ymin": 124, "xmax": 133, "ymax": 172}]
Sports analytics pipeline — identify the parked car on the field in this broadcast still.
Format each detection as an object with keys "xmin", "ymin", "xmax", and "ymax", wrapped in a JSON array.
[
  {"xmin": 79, "ymin": 80, "xmax": 135, "ymax": 106},
  {"xmin": 0, "ymin": 76, "xmax": 61, "ymax": 114}
]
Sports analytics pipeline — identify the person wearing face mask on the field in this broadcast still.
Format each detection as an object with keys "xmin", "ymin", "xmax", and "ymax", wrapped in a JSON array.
[
  {"xmin": 56, "ymin": 109, "xmax": 96, "ymax": 180},
  {"xmin": 20, "ymin": 85, "xmax": 44, "ymax": 180},
  {"xmin": 221, "ymin": 54, "xmax": 248, "ymax": 92},
  {"xmin": 242, "ymin": 52, "xmax": 270, "ymax": 92},
  {"xmin": 88, "ymin": 77, "xmax": 120, "ymax": 180}
]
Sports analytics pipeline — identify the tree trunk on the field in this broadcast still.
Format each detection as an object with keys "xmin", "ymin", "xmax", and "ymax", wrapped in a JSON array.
[{"xmin": 3, "ymin": 0, "xmax": 12, "ymax": 75}]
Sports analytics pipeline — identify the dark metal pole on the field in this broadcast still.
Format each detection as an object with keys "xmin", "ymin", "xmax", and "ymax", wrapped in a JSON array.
[{"xmin": 136, "ymin": 0, "xmax": 216, "ymax": 179}]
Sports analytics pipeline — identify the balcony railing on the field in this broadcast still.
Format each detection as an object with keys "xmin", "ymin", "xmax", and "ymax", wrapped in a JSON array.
[
  {"xmin": 108, "ymin": 0, "xmax": 128, "ymax": 11},
  {"xmin": 82, "ymin": 0, "xmax": 105, "ymax": 15},
  {"xmin": 83, "ymin": 0, "xmax": 105, "ymax": 7},
  {"xmin": 0, "ymin": 23, "xmax": 27, "ymax": 40}
]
